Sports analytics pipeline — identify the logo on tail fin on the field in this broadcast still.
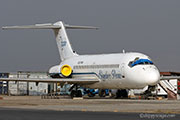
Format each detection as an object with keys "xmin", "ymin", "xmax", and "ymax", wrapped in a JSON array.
[{"xmin": 61, "ymin": 41, "xmax": 67, "ymax": 47}]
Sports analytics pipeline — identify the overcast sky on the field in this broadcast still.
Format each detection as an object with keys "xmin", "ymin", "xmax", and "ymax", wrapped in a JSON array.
[{"xmin": 0, "ymin": 0, "xmax": 180, "ymax": 72}]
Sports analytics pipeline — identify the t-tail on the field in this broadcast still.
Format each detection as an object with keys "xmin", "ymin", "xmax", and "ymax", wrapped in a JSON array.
[{"xmin": 2, "ymin": 21, "xmax": 98, "ymax": 61}]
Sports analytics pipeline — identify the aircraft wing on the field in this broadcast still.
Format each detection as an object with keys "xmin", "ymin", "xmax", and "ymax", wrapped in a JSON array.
[
  {"xmin": 160, "ymin": 76, "xmax": 180, "ymax": 80},
  {"xmin": 0, "ymin": 77, "xmax": 100, "ymax": 84}
]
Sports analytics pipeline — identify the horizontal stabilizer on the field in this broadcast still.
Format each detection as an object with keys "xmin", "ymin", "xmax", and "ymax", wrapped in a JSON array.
[
  {"xmin": 65, "ymin": 24, "xmax": 99, "ymax": 30},
  {"xmin": 2, "ymin": 22, "xmax": 99, "ymax": 30},
  {"xmin": 2, "ymin": 24, "xmax": 60, "ymax": 29}
]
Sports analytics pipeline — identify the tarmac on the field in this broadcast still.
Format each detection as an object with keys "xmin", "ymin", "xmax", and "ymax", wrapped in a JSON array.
[
  {"xmin": 0, "ymin": 108, "xmax": 179, "ymax": 120},
  {"xmin": 0, "ymin": 96, "xmax": 180, "ymax": 114}
]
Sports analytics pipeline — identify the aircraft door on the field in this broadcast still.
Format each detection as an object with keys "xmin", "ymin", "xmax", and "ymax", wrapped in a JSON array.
[{"xmin": 121, "ymin": 63, "xmax": 125, "ymax": 78}]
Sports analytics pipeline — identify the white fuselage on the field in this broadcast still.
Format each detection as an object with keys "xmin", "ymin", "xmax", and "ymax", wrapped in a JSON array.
[{"xmin": 49, "ymin": 52, "xmax": 160, "ymax": 89}]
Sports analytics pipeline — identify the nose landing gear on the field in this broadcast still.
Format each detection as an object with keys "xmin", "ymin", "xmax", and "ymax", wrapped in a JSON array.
[{"xmin": 143, "ymin": 85, "xmax": 156, "ymax": 99}]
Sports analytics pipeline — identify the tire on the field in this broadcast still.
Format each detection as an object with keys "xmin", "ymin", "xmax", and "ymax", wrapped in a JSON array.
[
  {"xmin": 77, "ymin": 90, "xmax": 82, "ymax": 97},
  {"xmin": 99, "ymin": 89, "xmax": 106, "ymax": 97},
  {"xmin": 70, "ymin": 90, "xmax": 76, "ymax": 98},
  {"xmin": 116, "ymin": 89, "xmax": 128, "ymax": 99}
]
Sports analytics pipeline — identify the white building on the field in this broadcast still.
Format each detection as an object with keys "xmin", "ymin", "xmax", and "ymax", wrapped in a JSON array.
[{"xmin": 8, "ymin": 71, "xmax": 49, "ymax": 95}]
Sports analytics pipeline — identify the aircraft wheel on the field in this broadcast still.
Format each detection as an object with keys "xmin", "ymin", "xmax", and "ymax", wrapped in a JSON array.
[
  {"xmin": 71, "ymin": 90, "xmax": 82, "ymax": 98},
  {"xmin": 77, "ymin": 90, "xmax": 82, "ymax": 97},
  {"xmin": 116, "ymin": 89, "xmax": 128, "ymax": 99},
  {"xmin": 99, "ymin": 89, "xmax": 106, "ymax": 97},
  {"xmin": 70, "ymin": 90, "xmax": 76, "ymax": 98}
]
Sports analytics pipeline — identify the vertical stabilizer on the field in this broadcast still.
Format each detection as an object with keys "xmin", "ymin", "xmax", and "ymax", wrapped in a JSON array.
[{"xmin": 53, "ymin": 21, "xmax": 78, "ymax": 61}]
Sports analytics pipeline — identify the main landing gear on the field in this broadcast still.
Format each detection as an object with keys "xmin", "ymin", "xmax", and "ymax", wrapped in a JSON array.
[
  {"xmin": 69, "ymin": 84, "xmax": 82, "ymax": 98},
  {"xmin": 116, "ymin": 89, "xmax": 128, "ymax": 98}
]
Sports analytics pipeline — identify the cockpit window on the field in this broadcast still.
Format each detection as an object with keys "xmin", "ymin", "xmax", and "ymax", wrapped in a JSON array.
[{"xmin": 129, "ymin": 59, "xmax": 153, "ymax": 67}]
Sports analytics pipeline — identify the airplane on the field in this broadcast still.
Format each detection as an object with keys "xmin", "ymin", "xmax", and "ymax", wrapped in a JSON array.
[{"xmin": 1, "ymin": 21, "xmax": 178, "ymax": 98}]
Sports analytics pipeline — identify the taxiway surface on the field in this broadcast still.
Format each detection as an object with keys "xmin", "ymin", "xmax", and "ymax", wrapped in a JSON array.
[
  {"xmin": 0, "ymin": 108, "xmax": 179, "ymax": 120},
  {"xmin": 0, "ymin": 96, "xmax": 180, "ymax": 114}
]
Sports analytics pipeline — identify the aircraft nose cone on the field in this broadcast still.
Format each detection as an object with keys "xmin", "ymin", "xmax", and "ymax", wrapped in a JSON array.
[{"xmin": 146, "ymin": 70, "xmax": 160, "ymax": 85}]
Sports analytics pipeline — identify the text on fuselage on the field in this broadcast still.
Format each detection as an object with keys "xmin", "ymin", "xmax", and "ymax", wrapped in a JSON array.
[{"xmin": 98, "ymin": 70, "xmax": 122, "ymax": 80}]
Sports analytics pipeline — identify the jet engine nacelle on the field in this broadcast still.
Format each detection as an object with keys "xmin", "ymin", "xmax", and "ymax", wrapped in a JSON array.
[
  {"xmin": 60, "ymin": 64, "xmax": 72, "ymax": 77},
  {"xmin": 49, "ymin": 64, "xmax": 72, "ymax": 78}
]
